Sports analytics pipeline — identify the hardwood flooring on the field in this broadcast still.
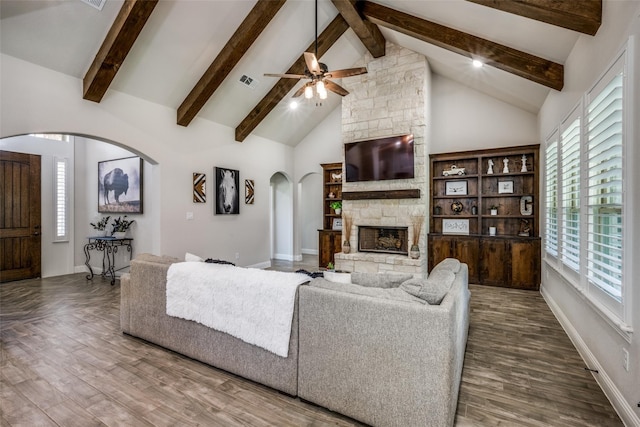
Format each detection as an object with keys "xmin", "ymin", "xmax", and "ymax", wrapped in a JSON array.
[{"xmin": 0, "ymin": 258, "xmax": 622, "ymax": 426}]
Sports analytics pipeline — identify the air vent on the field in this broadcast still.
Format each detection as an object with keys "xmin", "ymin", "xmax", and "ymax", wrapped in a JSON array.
[
  {"xmin": 81, "ymin": 0, "xmax": 106, "ymax": 11},
  {"xmin": 239, "ymin": 75, "xmax": 259, "ymax": 89}
]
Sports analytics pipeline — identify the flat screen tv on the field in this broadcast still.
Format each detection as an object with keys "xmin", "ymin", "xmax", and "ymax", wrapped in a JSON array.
[{"xmin": 345, "ymin": 134, "xmax": 414, "ymax": 182}]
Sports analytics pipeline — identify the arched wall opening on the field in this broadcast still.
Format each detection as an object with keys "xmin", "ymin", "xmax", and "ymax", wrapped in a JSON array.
[
  {"xmin": 0, "ymin": 133, "xmax": 160, "ymax": 278},
  {"xmin": 269, "ymin": 171, "xmax": 294, "ymax": 261}
]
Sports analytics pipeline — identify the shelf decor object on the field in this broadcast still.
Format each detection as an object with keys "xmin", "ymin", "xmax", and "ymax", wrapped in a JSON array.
[{"xmin": 429, "ymin": 144, "xmax": 541, "ymax": 290}]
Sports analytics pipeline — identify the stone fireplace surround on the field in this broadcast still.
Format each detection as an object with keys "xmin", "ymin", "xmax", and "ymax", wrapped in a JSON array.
[{"xmin": 334, "ymin": 43, "xmax": 429, "ymax": 277}]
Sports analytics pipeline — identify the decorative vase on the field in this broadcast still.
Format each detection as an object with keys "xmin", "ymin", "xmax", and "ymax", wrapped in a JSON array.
[
  {"xmin": 490, "ymin": 209, "xmax": 498, "ymax": 216},
  {"xmin": 113, "ymin": 231, "xmax": 127, "ymax": 239},
  {"xmin": 335, "ymin": 208, "xmax": 342, "ymax": 215},
  {"xmin": 409, "ymin": 244, "xmax": 420, "ymax": 259},
  {"xmin": 95, "ymin": 229, "xmax": 107, "ymax": 237},
  {"xmin": 343, "ymin": 241, "xmax": 351, "ymax": 254}
]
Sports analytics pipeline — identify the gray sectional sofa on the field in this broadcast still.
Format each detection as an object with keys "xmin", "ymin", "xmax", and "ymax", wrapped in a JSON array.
[{"xmin": 120, "ymin": 254, "xmax": 470, "ymax": 427}]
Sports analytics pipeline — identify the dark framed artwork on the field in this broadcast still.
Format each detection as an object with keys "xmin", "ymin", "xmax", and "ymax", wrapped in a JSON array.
[
  {"xmin": 245, "ymin": 179, "xmax": 254, "ymax": 204},
  {"xmin": 215, "ymin": 167, "xmax": 240, "ymax": 215},
  {"xmin": 193, "ymin": 172, "xmax": 206, "ymax": 203},
  {"xmin": 98, "ymin": 156, "xmax": 143, "ymax": 213}
]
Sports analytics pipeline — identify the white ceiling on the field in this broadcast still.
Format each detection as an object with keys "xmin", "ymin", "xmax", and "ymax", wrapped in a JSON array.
[{"xmin": 0, "ymin": 0, "xmax": 582, "ymax": 146}]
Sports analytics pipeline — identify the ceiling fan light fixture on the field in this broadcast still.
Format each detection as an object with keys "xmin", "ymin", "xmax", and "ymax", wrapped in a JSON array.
[
  {"xmin": 304, "ymin": 84, "xmax": 314, "ymax": 99},
  {"xmin": 318, "ymin": 87, "xmax": 328, "ymax": 100}
]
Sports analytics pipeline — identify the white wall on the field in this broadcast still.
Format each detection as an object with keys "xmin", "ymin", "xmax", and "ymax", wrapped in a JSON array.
[
  {"xmin": 299, "ymin": 172, "xmax": 322, "ymax": 254},
  {"xmin": 538, "ymin": 3, "xmax": 640, "ymax": 425},
  {"xmin": 271, "ymin": 172, "xmax": 293, "ymax": 261},
  {"xmin": 0, "ymin": 135, "xmax": 74, "ymax": 277},
  {"xmin": 1, "ymin": 54, "xmax": 295, "ymax": 268},
  {"xmin": 431, "ymin": 74, "xmax": 539, "ymax": 153}
]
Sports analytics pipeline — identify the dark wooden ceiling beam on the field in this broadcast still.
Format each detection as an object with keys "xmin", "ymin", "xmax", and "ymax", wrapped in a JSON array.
[
  {"xmin": 177, "ymin": 0, "xmax": 287, "ymax": 127},
  {"xmin": 331, "ymin": 0, "xmax": 385, "ymax": 58},
  {"xmin": 83, "ymin": 0, "xmax": 158, "ymax": 103},
  {"xmin": 360, "ymin": 1, "xmax": 563, "ymax": 91},
  {"xmin": 235, "ymin": 15, "xmax": 350, "ymax": 142},
  {"xmin": 466, "ymin": 0, "xmax": 601, "ymax": 36}
]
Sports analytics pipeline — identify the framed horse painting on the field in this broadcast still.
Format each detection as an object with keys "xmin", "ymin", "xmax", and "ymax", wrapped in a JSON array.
[{"xmin": 215, "ymin": 167, "xmax": 240, "ymax": 215}]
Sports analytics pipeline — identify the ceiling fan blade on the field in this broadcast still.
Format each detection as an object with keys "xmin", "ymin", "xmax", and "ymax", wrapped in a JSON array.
[
  {"xmin": 292, "ymin": 85, "xmax": 307, "ymax": 98},
  {"xmin": 324, "ymin": 79, "xmax": 349, "ymax": 96},
  {"xmin": 325, "ymin": 67, "xmax": 368, "ymax": 79},
  {"xmin": 264, "ymin": 73, "xmax": 306, "ymax": 79},
  {"xmin": 304, "ymin": 52, "xmax": 322, "ymax": 75}
]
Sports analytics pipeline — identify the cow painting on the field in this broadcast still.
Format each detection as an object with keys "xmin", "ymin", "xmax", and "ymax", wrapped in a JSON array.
[
  {"xmin": 98, "ymin": 157, "xmax": 143, "ymax": 213},
  {"xmin": 103, "ymin": 168, "xmax": 129, "ymax": 205},
  {"xmin": 215, "ymin": 167, "xmax": 239, "ymax": 215}
]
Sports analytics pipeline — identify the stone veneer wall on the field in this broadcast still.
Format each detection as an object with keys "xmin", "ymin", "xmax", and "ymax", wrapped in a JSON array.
[{"xmin": 336, "ymin": 43, "xmax": 429, "ymax": 276}]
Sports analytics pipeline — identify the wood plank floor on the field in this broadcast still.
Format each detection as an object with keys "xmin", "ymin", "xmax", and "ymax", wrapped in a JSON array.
[{"xmin": 1, "ymin": 260, "xmax": 623, "ymax": 426}]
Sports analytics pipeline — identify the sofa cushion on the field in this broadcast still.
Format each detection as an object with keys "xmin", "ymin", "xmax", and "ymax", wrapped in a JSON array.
[
  {"xmin": 324, "ymin": 271, "xmax": 352, "ymax": 284},
  {"xmin": 431, "ymin": 258, "xmax": 461, "ymax": 274},
  {"xmin": 350, "ymin": 272, "xmax": 414, "ymax": 288},
  {"xmin": 400, "ymin": 268, "xmax": 455, "ymax": 305},
  {"xmin": 310, "ymin": 278, "xmax": 425, "ymax": 304}
]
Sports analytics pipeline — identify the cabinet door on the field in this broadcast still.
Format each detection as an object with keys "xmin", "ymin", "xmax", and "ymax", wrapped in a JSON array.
[
  {"xmin": 480, "ymin": 238, "xmax": 508, "ymax": 286},
  {"xmin": 511, "ymin": 239, "xmax": 541, "ymax": 290},
  {"xmin": 428, "ymin": 235, "xmax": 453, "ymax": 270},
  {"xmin": 452, "ymin": 237, "xmax": 480, "ymax": 283},
  {"xmin": 319, "ymin": 230, "xmax": 341, "ymax": 269}
]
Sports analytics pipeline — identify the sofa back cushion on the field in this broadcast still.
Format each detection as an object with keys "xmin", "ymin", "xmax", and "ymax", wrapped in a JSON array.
[
  {"xmin": 400, "ymin": 268, "xmax": 456, "ymax": 305},
  {"xmin": 351, "ymin": 272, "xmax": 414, "ymax": 288},
  {"xmin": 309, "ymin": 278, "xmax": 425, "ymax": 304}
]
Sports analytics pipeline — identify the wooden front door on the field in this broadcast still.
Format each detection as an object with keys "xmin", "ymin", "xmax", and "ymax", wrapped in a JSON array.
[{"xmin": 0, "ymin": 151, "xmax": 41, "ymax": 282}]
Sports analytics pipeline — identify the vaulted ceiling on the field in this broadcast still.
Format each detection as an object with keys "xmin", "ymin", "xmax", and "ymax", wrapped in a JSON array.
[{"xmin": 0, "ymin": 0, "xmax": 602, "ymax": 146}]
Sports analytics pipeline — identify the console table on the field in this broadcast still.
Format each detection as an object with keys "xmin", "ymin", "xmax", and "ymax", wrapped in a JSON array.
[{"xmin": 84, "ymin": 237, "xmax": 133, "ymax": 285}]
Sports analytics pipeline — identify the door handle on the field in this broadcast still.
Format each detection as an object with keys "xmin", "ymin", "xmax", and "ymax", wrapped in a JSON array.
[{"xmin": 33, "ymin": 232, "xmax": 40, "ymax": 236}]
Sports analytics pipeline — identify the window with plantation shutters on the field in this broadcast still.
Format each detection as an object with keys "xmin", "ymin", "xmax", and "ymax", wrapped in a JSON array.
[
  {"xmin": 560, "ymin": 113, "xmax": 581, "ymax": 273},
  {"xmin": 585, "ymin": 58, "xmax": 624, "ymax": 301},
  {"xmin": 544, "ymin": 133, "xmax": 558, "ymax": 258},
  {"xmin": 54, "ymin": 157, "xmax": 69, "ymax": 242}
]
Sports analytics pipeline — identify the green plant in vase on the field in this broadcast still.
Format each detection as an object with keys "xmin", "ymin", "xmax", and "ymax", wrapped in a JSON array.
[
  {"xmin": 90, "ymin": 216, "xmax": 110, "ymax": 236},
  {"xmin": 329, "ymin": 201, "xmax": 342, "ymax": 215},
  {"xmin": 111, "ymin": 215, "xmax": 135, "ymax": 237}
]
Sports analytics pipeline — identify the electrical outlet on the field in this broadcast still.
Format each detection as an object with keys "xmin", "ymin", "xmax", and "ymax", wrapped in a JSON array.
[{"xmin": 622, "ymin": 348, "xmax": 629, "ymax": 371}]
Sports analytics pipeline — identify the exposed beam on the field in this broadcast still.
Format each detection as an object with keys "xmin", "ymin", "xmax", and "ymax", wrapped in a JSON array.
[
  {"xmin": 331, "ymin": 0, "xmax": 385, "ymax": 58},
  {"xmin": 235, "ymin": 15, "xmax": 350, "ymax": 142},
  {"xmin": 177, "ymin": 0, "xmax": 287, "ymax": 127},
  {"xmin": 466, "ymin": 0, "xmax": 601, "ymax": 36},
  {"xmin": 360, "ymin": 1, "xmax": 563, "ymax": 91},
  {"xmin": 83, "ymin": 0, "xmax": 158, "ymax": 103}
]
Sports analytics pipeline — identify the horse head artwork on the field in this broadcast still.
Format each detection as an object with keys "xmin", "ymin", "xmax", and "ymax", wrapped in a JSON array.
[
  {"xmin": 103, "ymin": 168, "xmax": 129, "ymax": 205},
  {"xmin": 217, "ymin": 168, "xmax": 239, "ymax": 214}
]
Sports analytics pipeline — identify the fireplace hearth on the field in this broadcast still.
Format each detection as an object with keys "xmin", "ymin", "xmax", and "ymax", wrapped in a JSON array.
[{"xmin": 358, "ymin": 226, "xmax": 409, "ymax": 255}]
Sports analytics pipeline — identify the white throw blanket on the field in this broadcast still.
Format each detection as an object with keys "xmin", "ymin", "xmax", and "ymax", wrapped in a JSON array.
[{"xmin": 166, "ymin": 262, "xmax": 309, "ymax": 357}]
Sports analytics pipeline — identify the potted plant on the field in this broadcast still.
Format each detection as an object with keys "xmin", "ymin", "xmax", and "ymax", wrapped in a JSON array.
[
  {"xmin": 490, "ymin": 205, "xmax": 499, "ymax": 216},
  {"xmin": 111, "ymin": 215, "xmax": 134, "ymax": 238},
  {"xmin": 330, "ymin": 200, "xmax": 342, "ymax": 215},
  {"xmin": 90, "ymin": 216, "xmax": 110, "ymax": 237}
]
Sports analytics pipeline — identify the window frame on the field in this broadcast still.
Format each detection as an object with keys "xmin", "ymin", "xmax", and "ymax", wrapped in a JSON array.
[{"xmin": 53, "ymin": 156, "xmax": 69, "ymax": 242}]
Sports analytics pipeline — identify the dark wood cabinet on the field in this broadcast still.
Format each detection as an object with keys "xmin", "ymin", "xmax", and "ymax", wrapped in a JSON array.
[
  {"xmin": 318, "ymin": 162, "xmax": 343, "ymax": 268},
  {"xmin": 429, "ymin": 145, "xmax": 541, "ymax": 290}
]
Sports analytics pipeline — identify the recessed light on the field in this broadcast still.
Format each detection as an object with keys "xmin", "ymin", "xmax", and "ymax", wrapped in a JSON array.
[
  {"xmin": 289, "ymin": 101, "xmax": 299, "ymax": 110},
  {"xmin": 472, "ymin": 59, "xmax": 483, "ymax": 68}
]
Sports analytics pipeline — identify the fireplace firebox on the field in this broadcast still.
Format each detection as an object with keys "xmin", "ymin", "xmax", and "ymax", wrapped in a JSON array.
[{"xmin": 358, "ymin": 226, "xmax": 409, "ymax": 255}]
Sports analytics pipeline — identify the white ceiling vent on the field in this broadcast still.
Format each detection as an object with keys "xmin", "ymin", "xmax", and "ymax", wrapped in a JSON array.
[
  {"xmin": 81, "ymin": 0, "xmax": 106, "ymax": 11},
  {"xmin": 239, "ymin": 75, "xmax": 259, "ymax": 90}
]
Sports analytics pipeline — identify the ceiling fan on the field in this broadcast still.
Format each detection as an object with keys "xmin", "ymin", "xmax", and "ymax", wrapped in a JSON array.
[{"xmin": 264, "ymin": 0, "xmax": 367, "ymax": 103}]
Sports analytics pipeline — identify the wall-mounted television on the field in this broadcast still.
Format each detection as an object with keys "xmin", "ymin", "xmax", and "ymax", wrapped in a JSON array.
[{"xmin": 345, "ymin": 134, "xmax": 414, "ymax": 182}]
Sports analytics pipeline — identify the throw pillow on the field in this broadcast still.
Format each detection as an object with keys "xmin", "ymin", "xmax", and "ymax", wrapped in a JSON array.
[
  {"xmin": 351, "ymin": 272, "xmax": 414, "ymax": 288},
  {"xmin": 324, "ymin": 271, "xmax": 352, "ymax": 284},
  {"xmin": 185, "ymin": 252, "xmax": 204, "ymax": 262},
  {"xmin": 205, "ymin": 258, "xmax": 236, "ymax": 266},
  {"xmin": 432, "ymin": 258, "xmax": 461, "ymax": 274},
  {"xmin": 400, "ymin": 269, "xmax": 455, "ymax": 305}
]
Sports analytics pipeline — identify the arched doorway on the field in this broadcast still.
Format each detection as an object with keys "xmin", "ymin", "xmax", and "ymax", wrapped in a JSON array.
[{"xmin": 269, "ymin": 172, "xmax": 293, "ymax": 261}]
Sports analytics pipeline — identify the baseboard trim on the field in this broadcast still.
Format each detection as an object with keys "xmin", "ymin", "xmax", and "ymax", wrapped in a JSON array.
[
  {"xmin": 541, "ymin": 287, "xmax": 640, "ymax": 427},
  {"xmin": 301, "ymin": 249, "xmax": 319, "ymax": 255},
  {"xmin": 248, "ymin": 260, "xmax": 271, "ymax": 269},
  {"xmin": 273, "ymin": 253, "xmax": 295, "ymax": 261}
]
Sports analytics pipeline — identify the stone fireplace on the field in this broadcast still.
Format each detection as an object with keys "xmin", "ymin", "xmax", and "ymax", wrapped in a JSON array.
[
  {"xmin": 358, "ymin": 226, "xmax": 408, "ymax": 255},
  {"xmin": 334, "ymin": 42, "xmax": 429, "ymax": 277}
]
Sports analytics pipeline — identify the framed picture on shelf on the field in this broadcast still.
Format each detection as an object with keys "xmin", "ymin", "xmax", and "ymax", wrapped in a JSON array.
[
  {"xmin": 445, "ymin": 180, "xmax": 468, "ymax": 196},
  {"xmin": 498, "ymin": 181, "xmax": 514, "ymax": 194},
  {"xmin": 442, "ymin": 219, "xmax": 470, "ymax": 235},
  {"xmin": 332, "ymin": 218, "xmax": 343, "ymax": 230}
]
